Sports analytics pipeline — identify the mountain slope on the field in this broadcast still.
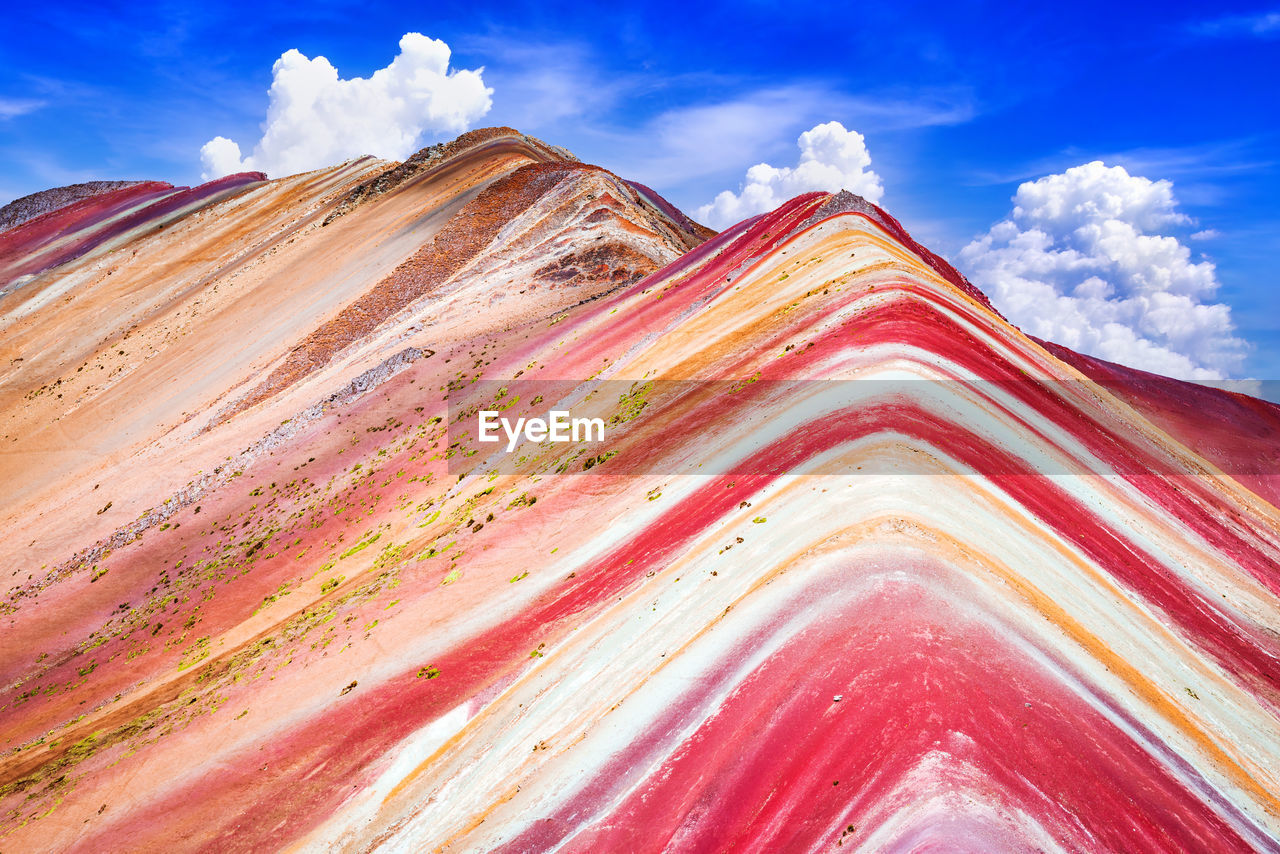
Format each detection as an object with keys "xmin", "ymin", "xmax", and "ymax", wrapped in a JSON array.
[{"xmin": 1, "ymin": 134, "xmax": 1278, "ymax": 853}]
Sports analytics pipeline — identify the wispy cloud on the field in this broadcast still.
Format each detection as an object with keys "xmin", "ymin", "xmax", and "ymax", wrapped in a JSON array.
[
  {"xmin": 967, "ymin": 139, "xmax": 1274, "ymax": 189},
  {"xmin": 602, "ymin": 84, "xmax": 976, "ymax": 190},
  {"xmin": 832, "ymin": 89, "xmax": 976, "ymax": 131},
  {"xmin": 1098, "ymin": 142, "xmax": 1274, "ymax": 179},
  {"xmin": 621, "ymin": 86, "xmax": 832, "ymax": 185},
  {"xmin": 457, "ymin": 37, "xmax": 632, "ymax": 133},
  {"xmin": 446, "ymin": 32, "xmax": 977, "ymax": 202},
  {"xmin": 1189, "ymin": 9, "xmax": 1280, "ymax": 38},
  {"xmin": 0, "ymin": 97, "xmax": 45, "ymax": 120}
]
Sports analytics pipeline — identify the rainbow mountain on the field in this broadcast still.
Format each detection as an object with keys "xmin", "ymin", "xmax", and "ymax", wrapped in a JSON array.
[{"xmin": 2, "ymin": 128, "xmax": 1279, "ymax": 852}]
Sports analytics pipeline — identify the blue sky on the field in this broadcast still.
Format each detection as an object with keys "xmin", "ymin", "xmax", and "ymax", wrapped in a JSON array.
[{"xmin": 2, "ymin": 1, "xmax": 1277, "ymax": 385}]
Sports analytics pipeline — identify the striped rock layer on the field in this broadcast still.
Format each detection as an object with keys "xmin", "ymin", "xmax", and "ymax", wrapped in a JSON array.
[{"xmin": 0, "ymin": 130, "xmax": 1278, "ymax": 853}]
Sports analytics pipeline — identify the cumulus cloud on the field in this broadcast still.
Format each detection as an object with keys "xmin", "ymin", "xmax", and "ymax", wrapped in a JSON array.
[
  {"xmin": 695, "ymin": 121, "xmax": 883, "ymax": 229},
  {"xmin": 200, "ymin": 33, "xmax": 492, "ymax": 180},
  {"xmin": 958, "ymin": 161, "xmax": 1247, "ymax": 380}
]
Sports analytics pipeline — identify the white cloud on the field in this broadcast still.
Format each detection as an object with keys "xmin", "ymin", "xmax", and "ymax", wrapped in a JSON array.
[
  {"xmin": 0, "ymin": 97, "xmax": 45, "ymax": 120},
  {"xmin": 457, "ymin": 38, "xmax": 626, "ymax": 133},
  {"xmin": 1191, "ymin": 10, "xmax": 1280, "ymax": 38},
  {"xmin": 200, "ymin": 33, "xmax": 492, "ymax": 180},
  {"xmin": 695, "ymin": 121, "xmax": 884, "ymax": 229},
  {"xmin": 200, "ymin": 136, "xmax": 245, "ymax": 178},
  {"xmin": 959, "ymin": 161, "xmax": 1247, "ymax": 380}
]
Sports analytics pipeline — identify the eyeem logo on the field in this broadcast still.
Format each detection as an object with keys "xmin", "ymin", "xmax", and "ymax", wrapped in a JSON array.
[{"xmin": 478, "ymin": 410, "xmax": 606, "ymax": 452}]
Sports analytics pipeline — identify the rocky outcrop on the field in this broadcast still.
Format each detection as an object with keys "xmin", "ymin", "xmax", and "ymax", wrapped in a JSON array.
[{"xmin": 0, "ymin": 181, "xmax": 147, "ymax": 234}]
